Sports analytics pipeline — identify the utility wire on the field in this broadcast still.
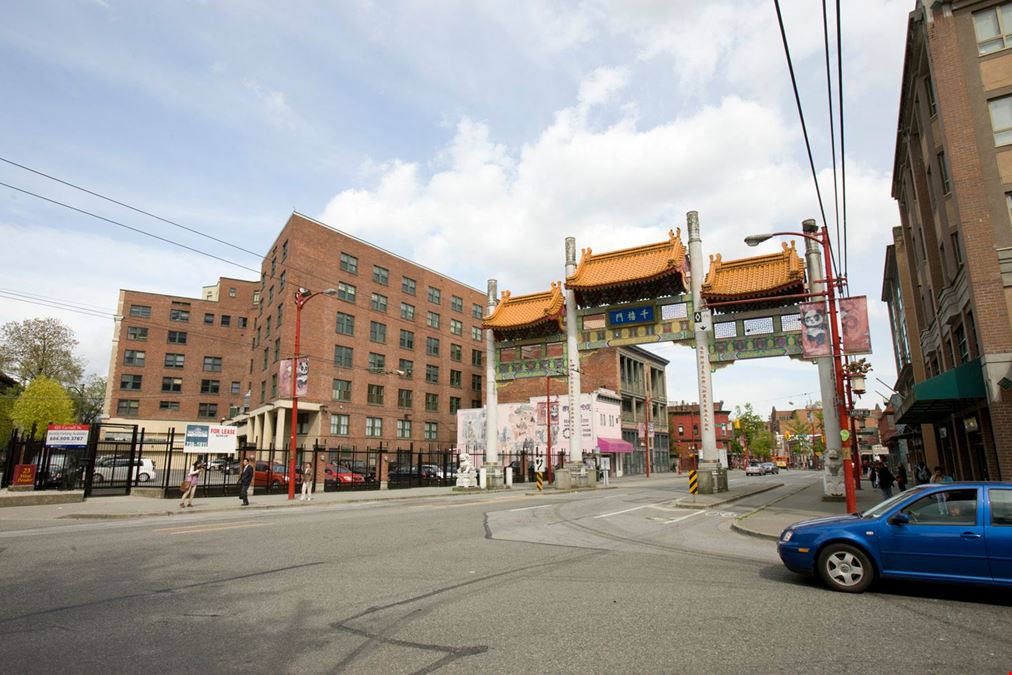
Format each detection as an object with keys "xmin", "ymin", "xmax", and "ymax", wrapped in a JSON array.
[
  {"xmin": 0, "ymin": 180, "xmax": 261, "ymax": 275},
  {"xmin": 821, "ymin": 0, "xmax": 841, "ymax": 269},
  {"xmin": 0, "ymin": 291, "xmax": 118, "ymax": 320},
  {"xmin": 0, "ymin": 155, "xmax": 264, "ymax": 259},
  {"xmin": 773, "ymin": 0, "xmax": 839, "ymax": 275},
  {"xmin": 836, "ymin": 0, "xmax": 849, "ymax": 284}
]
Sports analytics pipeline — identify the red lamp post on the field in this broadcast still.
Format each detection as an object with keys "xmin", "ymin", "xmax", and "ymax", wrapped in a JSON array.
[{"xmin": 288, "ymin": 287, "xmax": 337, "ymax": 500}]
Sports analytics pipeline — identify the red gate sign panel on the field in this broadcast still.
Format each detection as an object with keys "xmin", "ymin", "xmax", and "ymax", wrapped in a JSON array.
[
  {"xmin": 840, "ymin": 296, "xmax": 872, "ymax": 355},
  {"xmin": 279, "ymin": 357, "xmax": 310, "ymax": 398},
  {"xmin": 800, "ymin": 301, "xmax": 831, "ymax": 358},
  {"xmin": 12, "ymin": 464, "xmax": 36, "ymax": 487}
]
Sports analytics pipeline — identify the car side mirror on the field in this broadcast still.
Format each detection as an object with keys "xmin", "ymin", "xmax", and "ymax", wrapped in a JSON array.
[{"xmin": 888, "ymin": 513, "xmax": 910, "ymax": 526}]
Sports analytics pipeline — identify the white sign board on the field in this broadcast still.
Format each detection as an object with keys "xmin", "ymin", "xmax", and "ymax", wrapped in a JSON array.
[
  {"xmin": 183, "ymin": 424, "xmax": 238, "ymax": 454},
  {"xmin": 533, "ymin": 456, "xmax": 546, "ymax": 472},
  {"xmin": 46, "ymin": 424, "xmax": 89, "ymax": 447}
]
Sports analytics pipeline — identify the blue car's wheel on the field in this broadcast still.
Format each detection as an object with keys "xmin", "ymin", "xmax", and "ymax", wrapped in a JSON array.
[{"xmin": 818, "ymin": 543, "xmax": 873, "ymax": 593}]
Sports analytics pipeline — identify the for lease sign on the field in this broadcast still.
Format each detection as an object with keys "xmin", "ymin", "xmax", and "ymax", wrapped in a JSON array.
[
  {"xmin": 183, "ymin": 424, "xmax": 237, "ymax": 454},
  {"xmin": 46, "ymin": 424, "xmax": 90, "ymax": 447}
]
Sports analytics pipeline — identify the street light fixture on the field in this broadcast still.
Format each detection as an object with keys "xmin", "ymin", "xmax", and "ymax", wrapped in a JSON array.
[
  {"xmin": 288, "ymin": 287, "xmax": 338, "ymax": 500},
  {"xmin": 744, "ymin": 222, "xmax": 857, "ymax": 513}
]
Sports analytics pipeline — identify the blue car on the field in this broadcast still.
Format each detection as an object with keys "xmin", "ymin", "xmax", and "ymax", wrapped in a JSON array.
[{"xmin": 778, "ymin": 481, "xmax": 1012, "ymax": 592}]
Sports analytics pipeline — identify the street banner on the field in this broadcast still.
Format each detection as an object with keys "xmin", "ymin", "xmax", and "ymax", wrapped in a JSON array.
[
  {"xmin": 279, "ymin": 357, "xmax": 309, "ymax": 398},
  {"xmin": 11, "ymin": 464, "xmax": 36, "ymax": 487},
  {"xmin": 840, "ymin": 296, "xmax": 872, "ymax": 355},
  {"xmin": 183, "ymin": 424, "xmax": 237, "ymax": 454},
  {"xmin": 46, "ymin": 424, "xmax": 90, "ymax": 448},
  {"xmin": 800, "ymin": 301, "xmax": 831, "ymax": 358}
]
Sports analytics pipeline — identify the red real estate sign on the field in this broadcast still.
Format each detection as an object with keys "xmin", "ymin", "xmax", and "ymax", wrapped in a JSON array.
[{"xmin": 11, "ymin": 464, "xmax": 36, "ymax": 487}]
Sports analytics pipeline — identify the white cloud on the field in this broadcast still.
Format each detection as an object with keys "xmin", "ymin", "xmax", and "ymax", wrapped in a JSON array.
[{"xmin": 242, "ymin": 78, "xmax": 299, "ymax": 130}]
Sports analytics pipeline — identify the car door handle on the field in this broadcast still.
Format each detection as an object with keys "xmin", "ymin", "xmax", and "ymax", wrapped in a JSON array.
[{"xmin": 960, "ymin": 532, "xmax": 982, "ymax": 540}]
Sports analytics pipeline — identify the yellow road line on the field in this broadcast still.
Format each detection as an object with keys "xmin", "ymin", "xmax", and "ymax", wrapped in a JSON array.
[{"xmin": 156, "ymin": 522, "xmax": 265, "ymax": 535}]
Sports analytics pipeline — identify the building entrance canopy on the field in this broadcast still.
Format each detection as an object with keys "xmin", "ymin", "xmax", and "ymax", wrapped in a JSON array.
[
  {"xmin": 597, "ymin": 437, "xmax": 634, "ymax": 453},
  {"xmin": 896, "ymin": 357, "xmax": 986, "ymax": 425}
]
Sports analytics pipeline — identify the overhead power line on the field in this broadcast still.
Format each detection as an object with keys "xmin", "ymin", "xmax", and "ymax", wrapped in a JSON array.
[
  {"xmin": 835, "ymin": 0, "xmax": 849, "ymax": 284},
  {"xmin": 821, "ymin": 0, "xmax": 842, "ymax": 269}
]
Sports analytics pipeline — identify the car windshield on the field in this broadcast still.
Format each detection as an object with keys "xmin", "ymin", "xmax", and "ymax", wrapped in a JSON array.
[{"xmin": 861, "ymin": 485, "xmax": 929, "ymax": 518}]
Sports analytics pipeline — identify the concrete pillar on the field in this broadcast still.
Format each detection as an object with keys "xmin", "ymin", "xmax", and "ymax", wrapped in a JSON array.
[
  {"xmin": 275, "ymin": 407, "xmax": 287, "ymax": 450},
  {"xmin": 484, "ymin": 279, "xmax": 505, "ymax": 488},
  {"xmin": 556, "ymin": 236, "xmax": 590, "ymax": 489}
]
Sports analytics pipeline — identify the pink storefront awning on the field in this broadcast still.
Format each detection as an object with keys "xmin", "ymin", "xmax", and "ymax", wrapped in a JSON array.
[{"xmin": 597, "ymin": 437, "xmax": 634, "ymax": 453}]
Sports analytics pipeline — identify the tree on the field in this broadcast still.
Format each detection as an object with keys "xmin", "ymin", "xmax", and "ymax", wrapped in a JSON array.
[
  {"xmin": 732, "ymin": 403, "xmax": 771, "ymax": 459},
  {"xmin": 0, "ymin": 318, "xmax": 85, "ymax": 386},
  {"xmin": 10, "ymin": 377, "xmax": 75, "ymax": 436},
  {"xmin": 68, "ymin": 375, "xmax": 106, "ymax": 424},
  {"xmin": 0, "ymin": 381, "xmax": 20, "ymax": 441}
]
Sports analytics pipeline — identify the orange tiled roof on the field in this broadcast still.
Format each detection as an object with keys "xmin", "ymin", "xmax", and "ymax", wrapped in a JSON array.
[
  {"xmin": 701, "ymin": 241, "xmax": 805, "ymax": 300},
  {"xmin": 483, "ymin": 282, "xmax": 566, "ymax": 330},
  {"xmin": 565, "ymin": 230, "xmax": 686, "ymax": 290}
]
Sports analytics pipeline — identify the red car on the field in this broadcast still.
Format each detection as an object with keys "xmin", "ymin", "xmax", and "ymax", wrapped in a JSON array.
[
  {"xmin": 325, "ymin": 464, "xmax": 365, "ymax": 484},
  {"xmin": 254, "ymin": 461, "xmax": 289, "ymax": 488}
]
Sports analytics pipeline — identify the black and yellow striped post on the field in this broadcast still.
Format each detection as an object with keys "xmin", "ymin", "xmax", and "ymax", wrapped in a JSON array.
[
  {"xmin": 536, "ymin": 471, "xmax": 544, "ymax": 492},
  {"xmin": 688, "ymin": 470, "xmax": 698, "ymax": 495}
]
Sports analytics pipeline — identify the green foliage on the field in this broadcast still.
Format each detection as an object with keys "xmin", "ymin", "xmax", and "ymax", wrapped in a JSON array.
[
  {"xmin": 732, "ymin": 403, "xmax": 773, "ymax": 458},
  {"xmin": 0, "ymin": 383, "xmax": 19, "ymax": 442},
  {"xmin": 0, "ymin": 317, "xmax": 84, "ymax": 387},
  {"xmin": 10, "ymin": 377, "xmax": 75, "ymax": 435},
  {"xmin": 68, "ymin": 375, "xmax": 106, "ymax": 424}
]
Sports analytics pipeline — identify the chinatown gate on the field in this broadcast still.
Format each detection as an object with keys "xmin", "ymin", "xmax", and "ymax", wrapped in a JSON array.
[{"xmin": 476, "ymin": 211, "xmax": 859, "ymax": 497}]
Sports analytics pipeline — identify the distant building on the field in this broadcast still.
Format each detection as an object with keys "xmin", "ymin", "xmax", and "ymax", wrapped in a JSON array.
[
  {"xmin": 667, "ymin": 401, "xmax": 731, "ymax": 471},
  {"xmin": 885, "ymin": 0, "xmax": 1012, "ymax": 480}
]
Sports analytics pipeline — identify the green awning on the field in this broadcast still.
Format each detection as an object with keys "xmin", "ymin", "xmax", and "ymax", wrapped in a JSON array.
[{"xmin": 895, "ymin": 357, "xmax": 986, "ymax": 425}]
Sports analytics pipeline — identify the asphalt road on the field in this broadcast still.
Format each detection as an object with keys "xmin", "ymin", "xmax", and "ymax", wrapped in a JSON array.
[{"xmin": 1, "ymin": 473, "xmax": 1010, "ymax": 674}]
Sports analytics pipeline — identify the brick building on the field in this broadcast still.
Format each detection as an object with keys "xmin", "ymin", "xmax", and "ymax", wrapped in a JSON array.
[
  {"xmin": 105, "ymin": 212, "xmax": 487, "ymax": 452},
  {"xmin": 886, "ymin": 0, "xmax": 1012, "ymax": 480},
  {"xmin": 667, "ymin": 401, "xmax": 731, "ymax": 471}
]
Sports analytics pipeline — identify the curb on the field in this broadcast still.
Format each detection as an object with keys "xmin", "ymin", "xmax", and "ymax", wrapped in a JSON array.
[
  {"xmin": 670, "ymin": 482, "xmax": 783, "ymax": 510},
  {"xmin": 730, "ymin": 481, "xmax": 820, "ymax": 541}
]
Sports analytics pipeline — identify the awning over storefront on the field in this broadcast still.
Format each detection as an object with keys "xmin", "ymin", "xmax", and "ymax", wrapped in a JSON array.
[
  {"xmin": 895, "ymin": 357, "xmax": 986, "ymax": 425},
  {"xmin": 597, "ymin": 437, "xmax": 635, "ymax": 453}
]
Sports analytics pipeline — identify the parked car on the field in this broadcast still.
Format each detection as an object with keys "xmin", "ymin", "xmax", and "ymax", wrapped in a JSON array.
[
  {"xmin": 253, "ymin": 461, "xmax": 289, "ymax": 488},
  {"xmin": 778, "ymin": 481, "xmax": 1012, "ymax": 592},
  {"xmin": 207, "ymin": 457, "xmax": 238, "ymax": 472},
  {"xmin": 388, "ymin": 464, "xmax": 441, "ymax": 480},
  {"xmin": 324, "ymin": 464, "xmax": 365, "ymax": 484},
  {"xmin": 745, "ymin": 461, "xmax": 763, "ymax": 477},
  {"xmin": 761, "ymin": 462, "xmax": 779, "ymax": 475},
  {"xmin": 92, "ymin": 458, "xmax": 157, "ymax": 483}
]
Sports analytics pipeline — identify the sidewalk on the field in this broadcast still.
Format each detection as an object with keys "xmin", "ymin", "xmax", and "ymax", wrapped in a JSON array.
[{"xmin": 732, "ymin": 478, "xmax": 887, "ymax": 540}]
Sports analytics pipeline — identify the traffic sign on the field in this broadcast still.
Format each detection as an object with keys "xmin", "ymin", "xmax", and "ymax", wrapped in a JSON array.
[
  {"xmin": 533, "ymin": 456, "xmax": 546, "ymax": 472},
  {"xmin": 688, "ymin": 470, "xmax": 698, "ymax": 495}
]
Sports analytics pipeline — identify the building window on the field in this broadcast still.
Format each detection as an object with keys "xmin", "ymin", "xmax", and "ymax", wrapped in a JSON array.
[
  {"xmin": 424, "ymin": 422, "xmax": 437, "ymax": 441},
  {"xmin": 398, "ymin": 359, "xmax": 414, "ymax": 377},
  {"xmin": 472, "ymin": 374, "xmax": 482, "ymax": 391},
  {"xmin": 1005, "ymin": 192, "xmax": 1012, "ymax": 227},
  {"xmin": 426, "ymin": 337, "xmax": 440, "ymax": 356},
  {"xmin": 988, "ymin": 95, "xmax": 1012, "ymax": 146},
  {"xmin": 937, "ymin": 151, "xmax": 950, "ymax": 194},
  {"xmin": 371, "ymin": 293, "xmax": 388, "ymax": 312},
  {"xmin": 471, "ymin": 349, "xmax": 482, "ymax": 366},
  {"xmin": 117, "ymin": 399, "xmax": 139, "ymax": 416},
  {"xmin": 336, "ymin": 312, "xmax": 355, "ymax": 336},
  {"xmin": 124, "ymin": 350, "xmax": 145, "ymax": 366},
  {"xmin": 425, "ymin": 364, "xmax": 439, "ymax": 384},
  {"xmin": 449, "ymin": 370, "xmax": 462, "ymax": 388},
  {"xmin": 974, "ymin": 4, "xmax": 1012, "ymax": 54},
  {"xmin": 471, "ymin": 326, "xmax": 482, "ymax": 341},
  {"xmin": 337, "ymin": 282, "xmax": 357, "ymax": 303},
  {"xmin": 332, "ymin": 378, "xmax": 351, "ymax": 401},
  {"xmin": 203, "ymin": 356, "xmax": 223, "ymax": 372},
  {"xmin": 167, "ymin": 330, "xmax": 187, "ymax": 344},
  {"xmin": 277, "ymin": 303, "xmax": 283, "ymax": 327},
  {"xmin": 170, "ymin": 308, "xmax": 190, "ymax": 322},
  {"xmin": 159, "ymin": 400, "xmax": 180, "ymax": 411},
  {"xmin": 279, "ymin": 270, "xmax": 286, "ymax": 290},
  {"xmin": 127, "ymin": 326, "xmax": 148, "ymax": 341},
  {"xmin": 200, "ymin": 379, "xmax": 220, "ymax": 394},
  {"xmin": 239, "ymin": 317, "xmax": 248, "ymax": 328},
  {"xmin": 340, "ymin": 252, "xmax": 359, "ymax": 274},
  {"xmin": 262, "ymin": 348, "xmax": 268, "ymax": 371},
  {"xmin": 265, "ymin": 316, "xmax": 271, "ymax": 337},
  {"xmin": 955, "ymin": 324, "xmax": 970, "ymax": 364},
  {"xmin": 164, "ymin": 353, "xmax": 185, "ymax": 369},
  {"xmin": 402, "ymin": 276, "xmax": 416, "ymax": 295},
  {"xmin": 281, "ymin": 240, "xmax": 288, "ymax": 261},
  {"xmin": 472, "ymin": 303, "xmax": 483, "ymax": 319},
  {"xmin": 425, "ymin": 393, "xmax": 438, "ymax": 412},
  {"xmin": 334, "ymin": 345, "xmax": 353, "ymax": 368},
  {"xmin": 231, "ymin": 381, "xmax": 241, "ymax": 394},
  {"xmin": 370, "ymin": 321, "xmax": 387, "ymax": 343},
  {"xmin": 427, "ymin": 286, "xmax": 441, "ymax": 304},
  {"xmin": 450, "ymin": 343, "xmax": 462, "ymax": 362},
  {"xmin": 271, "ymin": 373, "xmax": 277, "ymax": 398},
  {"xmin": 450, "ymin": 397, "xmax": 461, "ymax": 414},
  {"xmin": 253, "ymin": 291, "xmax": 261, "ymax": 306},
  {"xmin": 204, "ymin": 312, "xmax": 214, "ymax": 325},
  {"xmin": 451, "ymin": 295, "xmax": 463, "ymax": 312},
  {"xmin": 373, "ymin": 265, "xmax": 389, "ymax": 285},
  {"xmin": 365, "ymin": 417, "xmax": 382, "ymax": 437},
  {"xmin": 368, "ymin": 352, "xmax": 386, "ymax": 372},
  {"xmin": 120, "ymin": 374, "xmax": 142, "ymax": 390},
  {"xmin": 450, "ymin": 318, "xmax": 462, "ymax": 336},
  {"xmin": 400, "ymin": 329, "xmax": 414, "ymax": 350},
  {"xmin": 400, "ymin": 302, "xmax": 415, "ymax": 320},
  {"xmin": 925, "ymin": 77, "xmax": 937, "ymax": 117},
  {"xmin": 221, "ymin": 314, "xmax": 231, "ymax": 327},
  {"xmin": 129, "ymin": 304, "xmax": 151, "ymax": 318},
  {"xmin": 472, "ymin": 399, "xmax": 482, "ymax": 408},
  {"xmin": 260, "ymin": 381, "xmax": 266, "ymax": 402},
  {"xmin": 162, "ymin": 377, "xmax": 182, "ymax": 393},
  {"xmin": 951, "ymin": 232, "xmax": 963, "ymax": 267},
  {"xmin": 398, "ymin": 389, "xmax": 413, "ymax": 408},
  {"xmin": 198, "ymin": 403, "xmax": 218, "ymax": 418},
  {"xmin": 396, "ymin": 419, "xmax": 411, "ymax": 439},
  {"xmin": 330, "ymin": 414, "xmax": 350, "ymax": 436},
  {"xmin": 427, "ymin": 311, "xmax": 440, "ymax": 329},
  {"xmin": 367, "ymin": 384, "xmax": 384, "ymax": 405}
]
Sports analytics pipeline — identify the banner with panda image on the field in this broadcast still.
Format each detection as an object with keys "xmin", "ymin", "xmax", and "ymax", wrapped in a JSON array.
[{"xmin": 800, "ymin": 301, "xmax": 831, "ymax": 358}]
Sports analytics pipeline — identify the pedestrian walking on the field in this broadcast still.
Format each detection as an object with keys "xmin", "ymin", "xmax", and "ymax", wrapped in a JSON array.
[
  {"xmin": 868, "ymin": 463, "xmax": 879, "ymax": 489},
  {"xmin": 896, "ymin": 464, "xmax": 908, "ymax": 492},
  {"xmin": 239, "ymin": 458, "xmax": 253, "ymax": 506},
  {"xmin": 180, "ymin": 461, "xmax": 203, "ymax": 508},
  {"xmin": 931, "ymin": 465, "xmax": 945, "ymax": 483},
  {"xmin": 876, "ymin": 461, "xmax": 895, "ymax": 499},
  {"xmin": 300, "ymin": 462, "xmax": 313, "ymax": 501}
]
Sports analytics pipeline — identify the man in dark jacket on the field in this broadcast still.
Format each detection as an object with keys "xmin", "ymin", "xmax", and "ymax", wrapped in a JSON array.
[
  {"xmin": 876, "ymin": 461, "xmax": 895, "ymax": 499},
  {"xmin": 239, "ymin": 458, "xmax": 254, "ymax": 506}
]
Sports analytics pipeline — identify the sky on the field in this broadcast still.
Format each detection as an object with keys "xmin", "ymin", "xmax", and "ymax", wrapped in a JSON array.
[{"xmin": 0, "ymin": 0, "xmax": 914, "ymax": 417}]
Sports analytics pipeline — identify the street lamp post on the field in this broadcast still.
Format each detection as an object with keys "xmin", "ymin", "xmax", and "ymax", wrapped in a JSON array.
[
  {"xmin": 289, "ymin": 287, "xmax": 338, "ymax": 500},
  {"xmin": 745, "ymin": 221, "xmax": 857, "ymax": 513}
]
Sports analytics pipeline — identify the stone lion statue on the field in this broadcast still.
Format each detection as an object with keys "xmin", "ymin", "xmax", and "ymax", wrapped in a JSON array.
[{"xmin": 456, "ymin": 450, "xmax": 477, "ymax": 488}]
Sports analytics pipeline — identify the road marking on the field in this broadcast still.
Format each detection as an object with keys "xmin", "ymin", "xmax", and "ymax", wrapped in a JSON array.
[
  {"xmin": 645, "ymin": 504, "xmax": 681, "ymax": 512},
  {"xmin": 156, "ymin": 522, "xmax": 265, "ymax": 535},
  {"xmin": 509, "ymin": 505, "xmax": 552, "ymax": 512},
  {"xmin": 663, "ymin": 510, "xmax": 704, "ymax": 525},
  {"xmin": 593, "ymin": 504, "xmax": 652, "ymax": 519}
]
